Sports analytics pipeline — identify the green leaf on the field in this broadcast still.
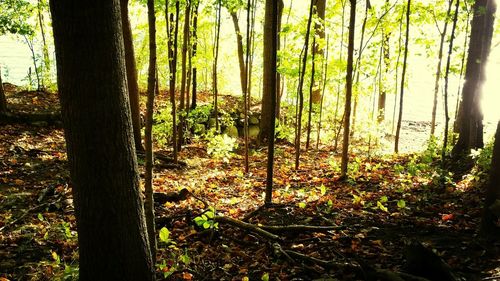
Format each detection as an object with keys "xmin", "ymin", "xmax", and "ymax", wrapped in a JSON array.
[
  {"xmin": 397, "ymin": 199, "xmax": 406, "ymax": 209},
  {"xmin": 206, "ymin": 211, "xmax": 215, "ymax": 219},
  {"xmin": 327, "ymin": 199, "xmax": 333, "ymax": 207},
  {"xmin": 180, "ymin": 253, "xmax": 191, "ymax": 265},
  {"xmin": 298, "ymin": 202, "xmax": 307, "ymax": 208},
  {"xmin": 37, "ymin": 213, "xmax": 44, "ymax": 221},
  {"xmin": 380, "ymin": 196, "xmax": 388, "ymax": 203},
  {"xmin": 261, "ymin": 272, "xmax": 270, "ymax": 281},
  {"xmin": 320, "ymin": 184, "xmax": 327, "ymax": 196},
  {"xmin": 159, "ymin": 227, "xmax": 170, "ymax": 243},
  {"xmin": 377, "ymin": 201, "xmax": 388, "ymax": 212},
  {"xmin": 203, "ymin": 221, "xmax": 211, "ymax": 229}
]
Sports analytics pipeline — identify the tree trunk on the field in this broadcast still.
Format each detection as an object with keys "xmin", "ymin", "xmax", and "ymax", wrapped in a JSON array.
[
  {"xmin": 144, "ymin": 0, "xmax": 157, "ymax": 264},
  {"xmin": 230, "ymin": 11, "xmax": 247, "ymax": 96},
  {"xmin": 453, "ymin": 0, "xmax": 495, "ymax": 156},
  {"xmin": 264, "ymin": 0, "xmax": 278, "ymax": 205},
  {"xmin": 480, "ymin": 121, "xmax": 500, "ymax": 237},
  {"xmin": 213, "ymin": 0, "xmax": 221, "ymax": 132},
  {"xmin": 430, "ymin": 0, "xmax": 453, "ymax": 137},
  {"xmin": 178, "ymin": 0, "xmax": 191, "ymax": 150},
  {"xmin": 121, "ymin": 0, "xmax": 143, "ymax": 151},
  {"xmin": 316, "ymin": 36, "xmax": 329, "ymax": 148},
  {"xmin": 378, "ymin": 26, "xmax": 389, "ymax": 123},
  {"xmin": 333, "ymin": 0, "xmax": 347, "ymax": 151},
  {"xmin": 340, "ymin": 0, "xmax": 356, "ymax": 179},
  {"xmin": 260, "ymin": 0, "xmax": 283, "ymax": 142},
  {"xmin": 442, "ymin": 0, "xmax": 460, "ymax": 172},
  {"xmin": 306, "ymin": 35, "xmax": 317, "ymax": 150},
  {"xmin": 49, "ymin": 0, "xmax": 154, "ymax": 279},
  {"xmin": 167, "ymin": 1, "xmax": 180, "ymax": 163},
  {"xmin": 37, "ymin": 0, "xmax": 49, "ymax": 88},
  {"xmin": 294, "ymin": 0, "xmax": 314, "ymax": 170},
  {"xmin": 0, "ymin": 66, "xmax": 6, "ymax": 113},
  {"xmin": 394, "ymin": 0, "xmax": 411, "ymax": 154},
  {"xmin": 311, "ymin": 0, "xmax": 326, "ymax": 104},
  {"xmin": 191, "ymin": 1, "xmax": 199, "ymax": 110}
]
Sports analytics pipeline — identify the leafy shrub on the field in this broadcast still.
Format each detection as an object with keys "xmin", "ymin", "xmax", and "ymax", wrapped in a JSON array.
[
  {"xmin": 206, "ymin": 131, "xmax": 238, "ymax": 162},
  {"xmin": 153, "ymin": 105, "xmax": 173, "ymax": 148}
]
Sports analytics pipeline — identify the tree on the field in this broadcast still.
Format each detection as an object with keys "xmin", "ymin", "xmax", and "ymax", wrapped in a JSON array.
[
  {"xmin": 0, "ymin": 67, "xmax": 6, "ymax": 113},
  {"xmin": 191, "ymin": 0, "xmax": 200, "ymax": 110},
  {"xmin": 144, "ymin": 0, "xmax": 157, "ymax": 264},
  {"xmin": 452, "ymin": 0, "xmax": 496, "ymax": 157},
  {"xmin": 166, "ymin": 1, "xmax": 180, "ymax": 162},
  {"xmin": 121, "ymin": 0, "xmax": 143, "ymax": 151},
  {"xmin": 294, "ymin": 0, "xmax": 314, "ymax": 170},
  {"xmin": 340, "ymin": 0, "xmax": 356, "ymax": 179},
  {"xmin": 259, "ymin": 0, "xmax": 283, "ymax": 142},
  {"xmin": 430, "ymin": 0, "xmax": 453, "ymax": 137},
  {"xmin": 49, "ymin": 0, "xmax": 154, "ymax": 279},
  {"xmin": 178, "ymin": 0, "xmax": 191, "ymax": 150},
  {"xmin": 264, "ymin": 0, "xmax": 278, "ymax": 205},
  {"xmin": 394, "ymin": 0, "xmax": 411, "ymax": 154},
  {"xmin": 480, "ymin": 121, "xmax": 500, "ymax": 237},
  {"xmin": 213, "ymin": 0, "xmax": 222, "ymax": 132}
]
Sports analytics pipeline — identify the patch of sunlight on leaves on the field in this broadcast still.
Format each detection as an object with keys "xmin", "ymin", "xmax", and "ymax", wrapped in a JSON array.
[
  {"xmin": 159, "ymin": 227, "xmax": 171, "ymax": 243},
  {"xmin": 376, "ymin": 201, "xmax": 388, "ymax": 212},
  {"xmin": 397, "ymin": 199, "xmax": 406, "ymax": 209}
]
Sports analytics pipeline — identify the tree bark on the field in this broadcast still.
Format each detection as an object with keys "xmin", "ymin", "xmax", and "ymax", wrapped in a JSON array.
[
  {"xmin": 49, "ymin": 0, "xmax": 154, "ymax": 279},
  {"xmin": 260, "ymin": 0, "xmax": 283, "ymax": 142},
  {"xmin": 311, "ymin": 0, "xmax": 326, "ymax": 104},
  {"xmin": 178, "ymin": 0, "xmax": 191, "ymax": 150},
  {"xmin": 394, "ymin": 0, "xmax": 411, "ymax": 154},
  {"xmin": 121, "ymin": 0, "xmax": 143, "ymax": 151},
  {"xmin": 166, "ymin": 1, "xmax": 180, "ymax": 162},
  {"xmin": 230, "ymin": 11, "xmax": 247, "ymax": 96},
  {"xmin": 294, "ymin": 0, "xmax": 314, "ymax": 170},
  {"xmin": 340, "ymin": 0, "xmax": 356, "ymax": 179},
  {"xmin": 480, "ymin": 121, "xmax": 500, "ymax": 237},
  {"xmin": 453, "ymin": 0, "xmax": 495, "ymax": 157},
  {"xmin": 191, "ymin": 1, "xmax": 199, "ymax": 110},
  {"xmin": 0, "ymin": 66, "xmax": 6, "ymax": 113},
  {"xmin": 144, "ymin": 0, "xmax": 157, "ymax": 263},
  {"xmin": 213, "ymin": 0, "xmax": 221, "ymax": 132},
  {"xmin": 264, "ymin": 0, "xmax": 279, "ymax": 204}
]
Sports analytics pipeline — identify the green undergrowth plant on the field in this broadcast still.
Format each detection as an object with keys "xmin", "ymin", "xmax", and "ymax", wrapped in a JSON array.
[
  {"xmin": 152, "ymin": 105, "xmax": 174, "ymax": 148},
  {"xmin": 205, "ymin": 130, "xmax": 238, "ymax": 162}
]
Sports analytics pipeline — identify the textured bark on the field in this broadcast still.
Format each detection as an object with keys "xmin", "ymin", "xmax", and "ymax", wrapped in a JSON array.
[
  {"xmin": 0, "ymin": 67, "xmax": 6, "ymax": 113},
  {"xmin": 453, "ymin": 0, "xmax": 495, "ymax": 156},
  {"xmin": 166, "ymin": 1, "xmax": 180, "ymax": 162},
  {"xmin": 178, "ymin": 0, "xmax": 191, "ymax": 150},
  {"xmin": 480, "ymin": 121, "xmax": 500, "ymax": 237},
  {"xmin": 311, "ymin": 0, "xmax": 326, "ymax": 104},
  {"xmin": 121, "ymin": 0, "xmax": 143, "ymax": 151},
  {"xmin": 144, "ymin": 0, "xmax": 157, "ymax": 263},
  {"xmin": 294, "ymin": 0, "xmax": 314, "ymax": 170},
  {"xmin": 49, "ymin": 0, "xmax": 154, "ymax": 279},
  {"xmin": 191, "ymin": 1, "xmax": 199, "ymax": 110},
  {"xmin": 340, "ymin": 0, "xmax": 356, "ymax": 179},
  {"xmin": 213, "ymin": 0, "xmax": 221, "ymax": 132},
  {"xmin": 260, "ymin": 0, "xmax": 283, "ymax": 142},
  {"xmin": 230, "ymin": 11, "xmax": 247, "ymax": 96},
  {"xmin": 264, "ymin": 0, "xmax": 278, "ymax": 205},
  {"xmin": 394, "ymin": 0, "xmax": 411, "ymax": 154}
]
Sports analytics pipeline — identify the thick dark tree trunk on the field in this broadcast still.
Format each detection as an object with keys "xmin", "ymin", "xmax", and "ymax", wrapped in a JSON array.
[
  {"xmin": 480, "ymin": 121, "xmax": 500, "ymax": 237},
  {"xmin": 394, "ymin": 0, "xmax": 411, "ymax": 154},
  {"xmin": 453, "ymin": 0, "xmax": 495, "ymax": 157},
  {"xmin": 121, "ymin": 0, "xmax": 143, "ymax": 151},
  {"xmin": 260, "ymin": 0, "xmax": 283, "ymax": 142},
  {"xmin": 144, "ymin": 0, "xmax": 157, "ymax": 263},
  {"xmin": 340, "ymin": 0, "xmax": 356, "ymax": 179},
  {"xmin": 0, "ymin": 67, "xmax": 6, "ymax": 113},
  {"xmin": 264, "ymin": 0, "xmax": 278, "ymax": 205},
  {"xmin": 49, "ymin": 0, "xmax": 154, "ymax": 279}
]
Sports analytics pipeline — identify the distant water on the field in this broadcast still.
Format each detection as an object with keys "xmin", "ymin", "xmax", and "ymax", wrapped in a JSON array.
[{"xmin": 0, "ymin": 36, "xmax": 33, "ymax": 85}]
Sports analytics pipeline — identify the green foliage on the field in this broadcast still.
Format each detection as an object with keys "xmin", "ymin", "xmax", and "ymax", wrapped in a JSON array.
[
  {"xmin": 159, "ymin": 227, "xmax": 171, "ymax": 244},
  {"xmin": 194, "ymin": 207, "xmax": 218, "ymax": 229},
  {"xmin": 276, "ymin": 120, "xmax": 295, "ymax": 142},
  {"xmin": 206, "ymin": 131, "xmax": 238, "ymax": 162},
  {"xmin": 153, "ymin": 105, "xmax": 174, "ymax": 148},
  {"xmin": 0, "ymin": 0, "xmax": 34, "ymax": 35}
]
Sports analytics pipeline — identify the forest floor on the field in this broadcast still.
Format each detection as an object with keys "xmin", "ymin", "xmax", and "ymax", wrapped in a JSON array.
[{"xmin": 1, "ymin": 88, "xmax": 500, "ymax": 281}]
